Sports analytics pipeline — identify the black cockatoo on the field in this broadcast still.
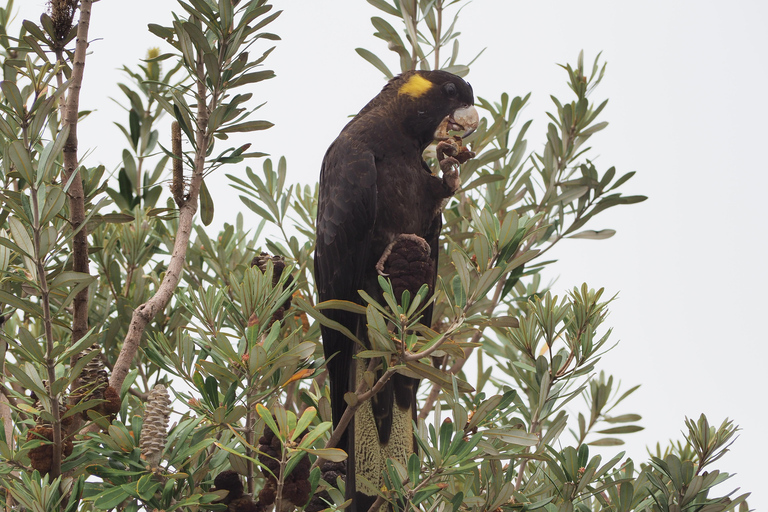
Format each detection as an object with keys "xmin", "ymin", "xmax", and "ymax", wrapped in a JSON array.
[{"xmin": 314, "ymin": 70, "xmax": 478, "ymax": 511}]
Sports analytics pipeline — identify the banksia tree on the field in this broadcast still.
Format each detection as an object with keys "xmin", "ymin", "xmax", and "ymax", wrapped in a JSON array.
[{"xmin": 0, "ymin": 0, "xmax": 752, "ymax": 511}]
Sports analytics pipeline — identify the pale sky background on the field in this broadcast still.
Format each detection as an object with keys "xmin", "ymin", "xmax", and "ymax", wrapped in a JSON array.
[{"xmin": 14, "ymin": 0, "xmax": 768, "ymax": 509}]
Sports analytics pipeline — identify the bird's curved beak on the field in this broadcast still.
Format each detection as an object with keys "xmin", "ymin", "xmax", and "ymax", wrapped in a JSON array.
[{"xmin": 434, "ymin": 105, "xmax": 479, "ymax": 140}]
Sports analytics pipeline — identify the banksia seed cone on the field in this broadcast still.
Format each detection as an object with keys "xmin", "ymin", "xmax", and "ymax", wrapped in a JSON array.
[
  {"xmin": 305, "ymin": 461, "xmax": 346, "ymax": 512},
  {"xmin": 251, "ymin": 253, "xmax": 294, "ymax": 325},
  {"xmin": 213, "ymin": 470, "xmax": 260, "ymax": 512},
  {"xmin": 140, "ymin": 384, "xmax": 171, "ymax": 467},
  {"xmin": 79, "ymin": 343, "xmax": 108, "ymax": 392},
  {"xmin": 74, "ymin": 343, "xmax": 121, "ymax": 419},
  {"xmin": 214, "ymin": 470, "xmax": 244, "ymax": 503},
  {"xmin": 28, "ymin": 388, "xmax": 74, "ymax": 474},
  {"xmin": 257, "ymin": 421, "xmax": 311, "ymax": 508},
  {"xmin": 376, "ymin": 234, "xmax": 434, "ymax": 303},
  {"xmin": 27, "ymin": 425, "xmax": 73, "ymax": 474},
  {"xmin": 31, "ymin": 394, "xmax": 72, "ymax": 429}
]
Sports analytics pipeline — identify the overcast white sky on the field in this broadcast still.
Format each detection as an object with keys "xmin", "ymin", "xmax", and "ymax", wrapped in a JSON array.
[{"xmin": 15, "ymin": 0, "xmax": 768, "ymax": 508}]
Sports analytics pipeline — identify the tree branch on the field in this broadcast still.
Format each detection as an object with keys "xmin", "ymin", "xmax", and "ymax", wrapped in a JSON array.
[
  {"xmin": 110, "ymin": 46, "xmax": 209, "ymax": 393},
  {"xmin": 311, "ymin": 358, "xmax": 393, "ymax": 469},
  {"xmin": 62, "ymin": 0, "xmax": 94, "ymax": 346}
]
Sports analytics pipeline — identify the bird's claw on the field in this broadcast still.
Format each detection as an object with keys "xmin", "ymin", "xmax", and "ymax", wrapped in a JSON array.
[
  {"xmin": 436, "ymin": 139, "xmax": 460, "ymax": 161},
  {"xmin": 435, "ymin": 136, "xmax": 475, "ymax": 195},
  {"xmin": 441, "ymin": 166, "xmax": 461, "ymax": 194}
]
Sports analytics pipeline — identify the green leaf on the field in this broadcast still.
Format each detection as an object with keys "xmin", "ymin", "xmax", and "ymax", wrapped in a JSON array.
[
  {"xmin": 17, "ymin": 327, "xmax": 45, "ymax": 363},
  {"xmin": 303, "ymin": 447, "xmax": 347, "ymax": 462},
  {"xmin": 218, "ymin": 120, "xmax": 274, "ymax": 133},
  {"xmin": 596, "ymin": 425, "xmax": 644, "ymax": 435},
  {"xmin": 355, "ymin": 48, "xmax": 393, "ymax": 79},
  {"xmin": 39, "ymin": 185, "xmax": 67, "ymax": 225},
  {"xmin": 93, "ymin": 486, "xmax": 131, "ymax": 510},
  {"xmin": 136, "ymin": 474, "xmax": 162, "ymax": 500},
  {"xmin": 0, "ymin": 289, "xmax": 44, "ymax": 318},
  {"xmin": 38, "ymin": 125, "xmax": 70, "ymax": 185},
  {"xmin": 8, "ymin": 140, "xmax": 35, "ymax": 184},
  {"xmin": 8, "ymin": 217, "xmax": 34, "ymax": 259},
  {"xmin": 605, "ymin": 414, "xmax": 642, "ymax": 423},
  {"xmin": 482, "ymin": 428, "xmax": 539, "ymax": 446},
  {"xmin": 366, "ymin": 0, "xmax": 401, "ymax": 17},
  {"xmin": 0, "ymin": 81, "xmax": 24, "ymax": 116},
  {"xmin": 315, "ymin": 299, "xmax": 367, "ymax": 315},
  {"xmin": 256, "ymin": 404, "xmax": 281, "ymax": 440},
  {"xmin": 50, "ymin": 271, "xmax": 96, "ymax": 292},
  {"xmin": 200, "ymin": 179, "xmax": 214, "ymax": 226},
  {"xmin": 451, "ymin": 274, "xmax": 466, "ymax": 309},
  {"xmin": 294, "ymin": 296, "xmax": 363, "ymax": 346},
  {"xmin": 404, "ymin": 361, "xmax": 473, "ymax": 393},
  {"xmin": 230, "ymin": 70, "xmax": 276, "ymax": 88},
  {"xmin": 292, "ymin": 407, "xmax": 316, "ymax": 441},
  {"xmin": 6, "ymin": 362, "xmax": 47, "ymax": 398},
  {"xmin": 108, "ymin": 424, "xmax": 135, "ymax": 452},
  {"xmin": 580, "ymin": 121, "xmax": 609, "ymax": 137},
  {"xmin": 568, "ymin": 229, "xmax": 616, "ymax": 240},
  {"xmin": 588, "ymin": 437, "xmax": 624, "ymax": 446},
  {"xmin": 553, "ymin": 185, "xmax": 589, "ymax": 205}
]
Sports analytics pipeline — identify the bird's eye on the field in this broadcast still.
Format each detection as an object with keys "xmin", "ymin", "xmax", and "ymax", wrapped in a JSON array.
[{"xmin": 443, "ymin": 82, "xmax": 458, "ymax": 97}]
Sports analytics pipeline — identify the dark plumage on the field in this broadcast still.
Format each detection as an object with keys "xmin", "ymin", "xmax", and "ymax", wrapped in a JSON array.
[{"xmin": 315, "ymin": 70, "xmax": 478, "ymax": 511}]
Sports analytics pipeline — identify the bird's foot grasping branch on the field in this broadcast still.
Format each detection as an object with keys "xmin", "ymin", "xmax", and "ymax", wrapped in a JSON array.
[{"xmin": 375, "ymin": 233, "xmax": 433, "ymax": 297}]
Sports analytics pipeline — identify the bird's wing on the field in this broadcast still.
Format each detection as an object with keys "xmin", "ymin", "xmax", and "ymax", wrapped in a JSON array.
[{"xmin": 315, "ymin": 139, "xmax": 377, "ymax": 436}]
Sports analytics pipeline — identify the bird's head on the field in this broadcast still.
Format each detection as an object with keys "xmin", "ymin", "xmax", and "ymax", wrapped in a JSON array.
[{"xmin": 360, "ymin": 70, "xmax": 479, "ymax": 148}]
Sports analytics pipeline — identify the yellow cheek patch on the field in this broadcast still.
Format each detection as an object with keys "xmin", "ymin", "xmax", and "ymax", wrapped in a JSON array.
[{"xmin": 398, "ymin": 74, "xmax": 433, "ymax": 98}]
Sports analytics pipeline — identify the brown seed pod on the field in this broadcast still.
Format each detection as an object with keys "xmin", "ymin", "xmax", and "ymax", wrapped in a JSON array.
[
  {"xmin": 256, "ymin": 420, "xmax": 312, "ymax": 507},
  {"xmin": 139, "ymin": 384, "xmax": 172, "ymax": 467},
  {"xmin": 251, "ymin": 253, "xmax": 294, "ymax": 326},
  {"xmin": 26, "ymin": 425, "xmax": 73, "ymax": 474}
]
